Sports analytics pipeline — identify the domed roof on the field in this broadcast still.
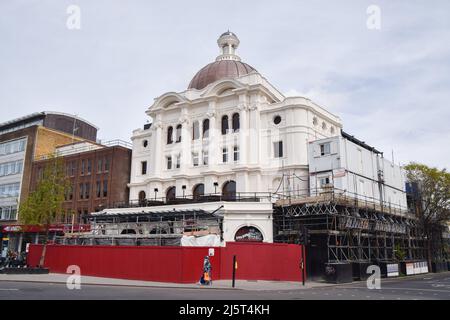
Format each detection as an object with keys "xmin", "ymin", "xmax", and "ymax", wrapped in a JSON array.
[
  {"xmin": 188, "ymin": 60, "xmax": 256, "ymax": 90},
  {"xmin": 188, "ymin": 31, "xmax": 257, "ymax": 90}
]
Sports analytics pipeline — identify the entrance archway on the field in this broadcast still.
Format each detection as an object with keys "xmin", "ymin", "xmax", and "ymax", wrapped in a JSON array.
[{"xmin": 222, "ymin": 180, "xmax": 236, "ymax": 200}]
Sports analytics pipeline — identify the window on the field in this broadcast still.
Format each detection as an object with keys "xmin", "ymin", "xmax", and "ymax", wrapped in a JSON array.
[
  {"xmin": 322, "ymin": 122, "xmax": 327, "ymax": 130},
  {"xmin": 202, "ymin": 119, "xmax": 210, "ymax": 138},
  {"xmin": 221, "ymin": 115, "xmax": 229, "ymax": 135},
  {"xmin": 68, "ymin": 185, "xmax": 73, "ymax": 200},
  {"xmin": 97, "ymin": 159, "xmax": 102, "ymax": 173},
  {"xmin": 0, "ymin": 139, "xmax": 26, "ymax": 156},
  {"xmin": 96, "ymin": 181, "xmax": 101, "ymax": 198},
  {"xmin": 85, "ymin": 183, "xmax": 90, "ymax": 199},
  {"xmin": 232, "ymin": 113, "xmax": 240, "ymax": 132},
  {"xmin": 0, "ymin": 160, "xmax": 23, "ymax": 177},
  {"xmin": 202, "ymin": 150, "xmax": 209, "ymax": 165},
  {"xmin": 0, "ymin": 206, "xmax": 17, "ymax": 221},
  {"xmin": 143, "ymin": 140, "xmax": 148, "ymax": 148},
  {"xmin": 167, "ymin": 156, "xmax": 172, "ymax": 170},
  {"xmin": 70, "ymin": 161, "xmax": 76, "ymax": 176},
  {"xmin": 87, "ymin": 159, "xmax": 92, "ymax": 175},
  {"xmin": 320, "ymin": 143, "xmax": 331, "ymax": 156},
  {"xmin": 192, "ymin": 121, "xmax": 200, "ymax": 140},
  {"xmin": 103, "ymin": 180, "xmax": 108, "ymax": 197},
  {"xmin": 233, "ymin": 146, "xmax": 239, "ymax": 162},
  {"xmin": 176, "ymin": 154, "xmax": 181, "ymax": 169},
  {"xmin": 80, "ymin": 160, "xmax": 85, "ymax": 175},
  {"xmin": 0, "ymin": 183, "xmax": 20, "ymax": 198},
  {"xmin": 222, "ymin": 147, "xmax": 228, "ymax": 163},
  {"xmin": 79, "ymin": 183, "xmax": 84, "ymax": 199},
  {"xmin": 274, "ymin": 141, "xmax": 283, "ymax": 158},
  {"xmin": 167, "ymin": 126, "xmax": 173, "ymax": 144},
  {"xmin": 274, "ymin": 115, "xmax": 282, "ymax": 125},
  {"xmin": 104, "ymin": 157, "xmax": 110, "ymax": 172},
  {"xmin": 313, "ymin": 117, "xmax": 318, "ymax": 126},
  {"xmin": 141, "ymin": 161, "xmax": 147, "ymax": 175},
  {"xmin": 320, "ymin": 177, "xmax": 330, "ymax": 187},
  {"xmin": 176, "ymin": 124, "xmax": 182, "ymax": 143},
  {"xmin": 192, "ymin": 152, "xmax": 199, "ymax": 167}
]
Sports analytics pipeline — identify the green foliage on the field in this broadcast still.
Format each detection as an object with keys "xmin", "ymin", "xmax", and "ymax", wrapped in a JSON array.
[
  {"xmin": 404, "ymin": 162, "xmax": 450, "ymax": 226},
  {"xmin": 394, "ymin": 243, "xmax": 406, "ymax": 261},
  {"xmin": 19, "ymin": 156, "xmax": 69, "ymax": 227}
]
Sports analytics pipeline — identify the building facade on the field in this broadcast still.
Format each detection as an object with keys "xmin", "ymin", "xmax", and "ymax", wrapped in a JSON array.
[
  {"xmin": 0, "ymin": 112, "xmax": 98, "ymax": 226},
  {"xmin": 30, "ymin": 140, "xmax": 132, "ymax": 224},
  {"xmin": 129, "ymin": 32, "xmax": 342, "ymax": 203}
]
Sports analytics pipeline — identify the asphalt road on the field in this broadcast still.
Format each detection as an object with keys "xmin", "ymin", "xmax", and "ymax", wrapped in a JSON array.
[{"xmin": 0, "ymin": 272, "xmax": 449, "ymax": 300}]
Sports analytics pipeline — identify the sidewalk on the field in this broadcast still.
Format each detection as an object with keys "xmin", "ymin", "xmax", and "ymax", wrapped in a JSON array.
[{"xmin": 0, "ymin": 273, "xmax": 333, "ymax": 291}]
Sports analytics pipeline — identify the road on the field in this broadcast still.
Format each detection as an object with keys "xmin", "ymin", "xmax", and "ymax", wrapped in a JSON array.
[{"xmin": 0, "ymin": 272, "xmax": 449, "ymax": 300}]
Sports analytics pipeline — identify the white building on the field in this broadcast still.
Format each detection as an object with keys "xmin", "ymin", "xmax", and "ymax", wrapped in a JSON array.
[
  {"xmin": 308, "ymin": 132, "xmax": 407, "ymax": 212},
  {"xmin": 119, "ymin": 31, "xmax": 408, "ymax": 244},
  {"xmin": 129, "ymin": 31, "xmax": 341, "ymax": 202}
]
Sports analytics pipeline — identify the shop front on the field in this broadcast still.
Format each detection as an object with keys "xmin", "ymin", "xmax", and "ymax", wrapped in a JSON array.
[{"xmin": 0, "ymin": 224, "xmax": 90, "ymax": 254}]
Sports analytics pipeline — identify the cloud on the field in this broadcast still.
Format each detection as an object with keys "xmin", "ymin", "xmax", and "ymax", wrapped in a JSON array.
[{"xmin": 0, "ymin": 0, "xmax": 449, "ymax": 169}]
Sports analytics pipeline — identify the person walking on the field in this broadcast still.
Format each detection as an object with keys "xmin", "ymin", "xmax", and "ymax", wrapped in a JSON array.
[{"xmin": 202, "ymin": 255, "xmax": 212, "ymax": 286}]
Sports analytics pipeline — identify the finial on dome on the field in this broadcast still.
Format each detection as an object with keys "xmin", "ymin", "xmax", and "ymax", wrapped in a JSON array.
[{"xmin": 216, "ymin": 31, "xmax": 241, "ymax": 62}]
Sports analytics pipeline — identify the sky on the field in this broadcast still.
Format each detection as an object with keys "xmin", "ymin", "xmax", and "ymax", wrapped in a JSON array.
[{"xmin": 0, "ymin": 0, "xmax": 449, "ymax": 169}]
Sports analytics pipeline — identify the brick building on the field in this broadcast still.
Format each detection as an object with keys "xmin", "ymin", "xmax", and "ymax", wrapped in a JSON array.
[{"xmin": 30, "ymin": 140, "xmax": 132, "ymax": 225}]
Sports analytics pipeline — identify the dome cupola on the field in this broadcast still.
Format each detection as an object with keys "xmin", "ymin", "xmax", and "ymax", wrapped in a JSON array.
[{"xmin": 188, "ymin": 31, "xmax": 257, "ymax": 90}]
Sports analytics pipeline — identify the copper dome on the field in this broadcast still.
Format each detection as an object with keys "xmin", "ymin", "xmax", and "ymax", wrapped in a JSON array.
[{"xmin": 188, "ymin": 60, "xmax": 256, "ymax": 90}]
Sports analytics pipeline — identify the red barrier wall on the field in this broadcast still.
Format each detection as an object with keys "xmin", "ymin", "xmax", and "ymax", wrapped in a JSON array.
[{"xmin": 28, "ymin": 242, "xmax": 303, "ymax": 283}]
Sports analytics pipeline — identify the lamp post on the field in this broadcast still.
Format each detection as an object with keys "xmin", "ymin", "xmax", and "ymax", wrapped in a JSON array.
[
  {"xmin": 213, "ymin": 182, "xmax": 219, "ymax": 194},
  {"xmin": 154, "ymin": 188, "xmax": 158, "ymax": 201},
  {"xmin": 182, "ymin": 185, "xmax": 186, "ymax": 198}
]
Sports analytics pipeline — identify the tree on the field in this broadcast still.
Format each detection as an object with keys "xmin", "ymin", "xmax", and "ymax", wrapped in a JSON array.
[
  {"xmin": 404, "ymin": 162, "xmax": 450, "ymax": 267},
  {"xmin": 19, "ymin": 156, "xmax": 69, "ymax": 267}
]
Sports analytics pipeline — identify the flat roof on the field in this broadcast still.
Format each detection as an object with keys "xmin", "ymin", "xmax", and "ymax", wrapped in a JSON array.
[{"xmin": 0, "ymin": 111, "xmax": 99, "ymax": 131}]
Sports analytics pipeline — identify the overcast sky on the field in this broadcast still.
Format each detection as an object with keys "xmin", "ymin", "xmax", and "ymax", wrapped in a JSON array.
[{"xmin": 1, "ymin": 0, "xmax": 449, "ymax": 169}]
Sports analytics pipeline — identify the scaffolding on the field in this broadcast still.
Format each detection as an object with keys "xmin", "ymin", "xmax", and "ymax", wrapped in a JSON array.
[
  {"xmin": 56, "ymin": 208, "xmax": 223, "ymax": 247},
  {"xmin": 273, "ymin": 186, "xmax": 427, "ymax": 269}
]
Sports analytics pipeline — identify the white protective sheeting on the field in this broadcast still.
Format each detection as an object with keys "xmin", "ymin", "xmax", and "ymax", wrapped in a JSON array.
[{"xmin": 181, "ymin": 234, "xmax": 222, "ymax": 247}]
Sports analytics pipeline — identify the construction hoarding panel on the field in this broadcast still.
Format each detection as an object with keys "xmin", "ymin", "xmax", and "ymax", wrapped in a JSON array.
[{"xmin": 27, "ymin": 242, "xmax": 303, "ymax": 283}]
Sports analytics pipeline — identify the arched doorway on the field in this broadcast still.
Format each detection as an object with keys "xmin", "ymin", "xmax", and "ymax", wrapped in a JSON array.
[
  {"xmin": 222, "ymin": 180, "xmax": 236, "ymax": 201},
  {"xmin": 193, "ymin": 183, "xmax": 205, "ymax": 200},
  {"xmin": 138, "ymin": 190, "xmax": 146, "ymax": 206},
  {"xmin": 121, "ymin": 229, "xmax": 137, "ymax": 235},
  {"xmin": 166, "ymin": 186, "xmax": 176, "ymax": 201}
]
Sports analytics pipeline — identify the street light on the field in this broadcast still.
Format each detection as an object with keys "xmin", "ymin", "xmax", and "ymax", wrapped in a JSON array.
[
  {"xmin": 182, "ymin": 185, "xmax": 186, "ymax": 198},
  {"xmin": 213, "ymin": 182, "xmax": 219, "ymax": 194},
  {"xmin": 154, "ymin": 188, "xmax": 158, "ymax": 200}
]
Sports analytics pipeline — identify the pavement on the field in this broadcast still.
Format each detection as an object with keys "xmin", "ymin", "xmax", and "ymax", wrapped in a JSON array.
[
  {"xmin": 0, "ymin": 273, "xmax": 332, "ymax": 291},
  {"xmin": 0, "ymin": 272, "xmax": 449, "ymax": 300}
]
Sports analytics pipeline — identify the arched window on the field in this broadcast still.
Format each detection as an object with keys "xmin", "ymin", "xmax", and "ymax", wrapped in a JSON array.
[
  {"xmin": 232, "ymin": 113, "xmax": 240, "ymax": 132},
  {"xmin": 202, "ymin": 119, "xmax": 210, "ymax": 139},
  {"xmin": 221, "ymin": 115, "xmax": 229, "ymax": 135},
  {"xmin": 167, "ymin": 126, "xmax": 173, "ymax": 144},
  {"xmin": 192, "ymin": 121, "xmax": 200, "ymax": 140},
  {"xmin": 222, "ymin": 180, "xmax": 236, "ymax": 201},
  {"xmin": 166, "ymin": 186, "xmax": 176, "ymax": 201},
  {"xmin": 193, "ymin": 184, "xmax": 205, "ymax": 200},
  {"xmin": 176, "ymin": 124, "xmax": 182, "ymax": 143}
]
